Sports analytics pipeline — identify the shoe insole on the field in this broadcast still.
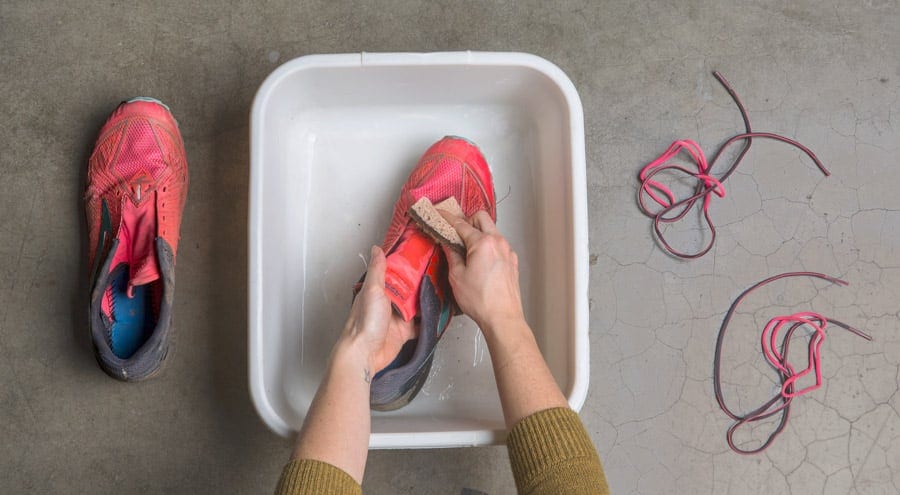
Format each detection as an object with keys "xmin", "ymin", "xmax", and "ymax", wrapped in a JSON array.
[{"xmin": 109, "ymin": 268, "xmax": 156, "ymax": 359}]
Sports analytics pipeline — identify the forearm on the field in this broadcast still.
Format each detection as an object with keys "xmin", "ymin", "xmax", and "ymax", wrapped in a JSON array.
[
  {"xmin": 483, "ymin": 318, "xmax": 569, "ymax": 429},
  {"xmin": 291, "ymin": 341, "xmax": 372, "ymax": 483},
  {"xmin": 489, "ymin": 321, "xmax": 608, "ymax": 494}
]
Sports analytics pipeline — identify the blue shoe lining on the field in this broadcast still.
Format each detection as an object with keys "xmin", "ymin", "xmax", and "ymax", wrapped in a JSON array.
[{"xmin": 109, "ymin": 268, "xmax": 155, "ymax": 359}]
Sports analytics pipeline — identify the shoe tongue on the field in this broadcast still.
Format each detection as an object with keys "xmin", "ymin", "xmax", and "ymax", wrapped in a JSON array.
[
  {"xmin": 127, "ymin": 257, "xmax": 160, "ymax": 298},
  {"xmin": 384, "ymin": 226, "xmax": 437, "ymax": 321},
  {"xmin": 112, "ymin": 195, "xmax": 160, "ymax": 298}
]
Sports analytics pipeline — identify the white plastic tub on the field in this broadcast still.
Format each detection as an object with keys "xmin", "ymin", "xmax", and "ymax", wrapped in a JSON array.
[{"xmin": 249, "ymin": 52, "xmax": 588, "ymax": 448}]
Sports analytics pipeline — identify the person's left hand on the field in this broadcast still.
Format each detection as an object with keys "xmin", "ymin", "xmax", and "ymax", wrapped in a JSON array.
[{"xmin": 338, "ymin": 245, "xmax": 416, "ymax": 379}]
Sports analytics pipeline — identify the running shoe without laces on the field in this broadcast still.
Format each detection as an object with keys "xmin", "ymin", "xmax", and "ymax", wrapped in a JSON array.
[{"xmin": 85, "ymin": 98, "xmax": 188, "ymax": 381}]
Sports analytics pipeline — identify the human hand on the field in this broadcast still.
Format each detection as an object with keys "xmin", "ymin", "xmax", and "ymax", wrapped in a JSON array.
[
  {"xmin": 439, "ymin": 210, "xmax": 526, "ymax": 333},
  {"xmin": 338, "ymin": 246, "xmax": 416, "ymax": 378}
]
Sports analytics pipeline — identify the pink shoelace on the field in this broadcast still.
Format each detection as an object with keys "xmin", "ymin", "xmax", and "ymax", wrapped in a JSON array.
[
  {"xmin": 637, "ymin": 72, "xmax": 831, "ymax": 259},
  {"xmin": 713, "ymin": 272, "xmax": 872, "ymax": 454}
]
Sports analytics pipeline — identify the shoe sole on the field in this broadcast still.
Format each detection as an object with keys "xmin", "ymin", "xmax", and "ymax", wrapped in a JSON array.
[
  {"xmin": 125, "ymin": 96, "xmax": 171, "ymax": 112},
  {"xmin": 371, "ymin": 354, "xmax": 434, "ymax": 412}
]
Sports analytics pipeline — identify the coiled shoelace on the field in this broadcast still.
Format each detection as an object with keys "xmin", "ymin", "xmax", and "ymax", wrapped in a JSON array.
[
  {"xmin": 713, "ymin": 272, "xmax": 872, "ymax": 454},
  {"xmin": 637, "ymin": 72, "xmax": 831, "ymax": 259}
]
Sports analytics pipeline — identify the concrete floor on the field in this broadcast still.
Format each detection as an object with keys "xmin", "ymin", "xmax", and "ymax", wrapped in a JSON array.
[{"xmin": 1, "ymin": 1, "xmax": 898, "ymax": 493}]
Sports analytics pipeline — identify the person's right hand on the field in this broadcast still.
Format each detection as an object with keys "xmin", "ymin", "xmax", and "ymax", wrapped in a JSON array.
[{"xmin": 438, "ymin": 209, "xmax": 526, "ymax": 333}]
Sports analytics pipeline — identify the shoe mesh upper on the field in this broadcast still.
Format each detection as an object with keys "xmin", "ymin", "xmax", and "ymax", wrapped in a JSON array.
[
  {"xmin": 86, "ymin": 103, "xmax": 188, "ymax": 278},
  {"xmin": 383, "ymin": 149, "xmax": 496, "ymax": 255}
]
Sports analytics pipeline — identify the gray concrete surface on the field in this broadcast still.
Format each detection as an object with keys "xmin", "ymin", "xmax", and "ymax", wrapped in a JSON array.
[{"xmin": 1, "ymin": 1, "xmax": 898, "ymax": 493}]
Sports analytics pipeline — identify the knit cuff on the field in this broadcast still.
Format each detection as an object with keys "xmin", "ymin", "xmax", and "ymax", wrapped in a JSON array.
[
  {"xmin": 506, "ymin": 407, "xmax": 608, "ymax": 494},
  {"xmin": 275, "ymin": 459, "xmax": 362, "ymax": 495}
]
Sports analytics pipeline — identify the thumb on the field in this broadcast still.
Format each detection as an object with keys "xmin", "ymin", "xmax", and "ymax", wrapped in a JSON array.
[
  {"xmin": 363, "ymin": 245, "xmax": 386, "ymax": 290},
  {"xmin": 441, "ymin": 244, "xmax": 465, "ymax": 275}
]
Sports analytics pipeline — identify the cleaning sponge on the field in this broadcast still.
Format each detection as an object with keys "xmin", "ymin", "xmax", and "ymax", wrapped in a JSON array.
[{"xmin": 409, "ymin": 197, "xmax": 466, "ymax": 253}]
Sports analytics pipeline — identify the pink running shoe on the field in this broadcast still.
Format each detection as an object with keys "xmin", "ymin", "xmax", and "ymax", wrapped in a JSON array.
[
  {"xmin": 366, "ymin": 136, "xmax": 496, "ymax": 410},
  {"xmin": 85, "ymin": 98, "xmax": 188, "ymax": 381}
]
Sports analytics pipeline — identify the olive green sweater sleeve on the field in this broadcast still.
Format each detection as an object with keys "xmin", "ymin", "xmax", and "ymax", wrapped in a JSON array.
[
  {"xmin": 506, "ymin": 407, "xmax": 610, "ymax": 495},
  {"xmin": 276, "ymin": 408, "xmax": 608, "ymax": 494},
  {"xmin": 275, "ymin": 459, "xmax": 361, "ymax": 495}
]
